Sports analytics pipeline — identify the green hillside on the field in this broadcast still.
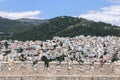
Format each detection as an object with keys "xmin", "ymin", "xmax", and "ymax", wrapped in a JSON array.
[
  {"xmin": 17, "ymin": 18, "xmax": 48, "ymax": 26},
  {"xmin": 0, "ymin": 17, "xmax": 33, "ymax": 34},
  {"xmin": 10, "ymin": 16, "xmax": 120, "ymax": 41}
]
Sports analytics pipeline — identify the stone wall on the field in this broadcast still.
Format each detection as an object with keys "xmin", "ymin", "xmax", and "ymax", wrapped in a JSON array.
[{"xmin": 0, "ymin": 61, "xmax": 120, "ymax": 80}]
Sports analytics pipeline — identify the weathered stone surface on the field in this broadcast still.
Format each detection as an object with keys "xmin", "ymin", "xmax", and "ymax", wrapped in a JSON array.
[{"xmin": 0, "ymin": 61, "xmax": 120, "ymax": 80}]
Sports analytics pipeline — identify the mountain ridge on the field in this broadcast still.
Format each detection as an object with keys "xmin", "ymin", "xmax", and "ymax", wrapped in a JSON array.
[
  {"xmin": 16, "ymin": 18, "xmax": 49, "ymax": 26},
  {"xmin": 0, "ymin": 17, "xmax": 34, "ymax": 34},
  {"xmin": 10, "ymin": 16, "xmax": 120, "ymax": 41}
]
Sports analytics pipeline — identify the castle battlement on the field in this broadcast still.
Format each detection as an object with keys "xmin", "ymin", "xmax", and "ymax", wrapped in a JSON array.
[{"xmin": 0, "ymin": 61, "xmax": 120, "ymax": 80}]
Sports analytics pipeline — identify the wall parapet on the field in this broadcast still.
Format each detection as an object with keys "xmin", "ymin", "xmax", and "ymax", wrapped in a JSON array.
[{"xmin": 0, "ymin": 61, "xmax": 120, "ymax": 80}]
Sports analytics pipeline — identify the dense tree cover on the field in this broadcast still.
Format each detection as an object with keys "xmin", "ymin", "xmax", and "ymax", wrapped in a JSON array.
[
  {"xmin": 17, "ymin": 18, "xmax": 48, "ymax": 26},
  {"xmin": 0, "ymin": 16, "xmax": 120, "ymax": 41},
  {"xmin": 0, "ymin": 17, "xmax": 34, "ymax": 34}
]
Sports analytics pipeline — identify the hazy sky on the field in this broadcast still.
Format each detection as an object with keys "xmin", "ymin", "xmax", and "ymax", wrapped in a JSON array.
[{"xmin": 0, "ymin": 0, "xmax": 120, "ymax": 26}]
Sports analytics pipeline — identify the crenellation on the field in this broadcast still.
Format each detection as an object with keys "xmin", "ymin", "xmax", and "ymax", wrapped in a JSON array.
[{"xmin": 0, "ymin": 61, "xmax": 119, "ymax": 80}]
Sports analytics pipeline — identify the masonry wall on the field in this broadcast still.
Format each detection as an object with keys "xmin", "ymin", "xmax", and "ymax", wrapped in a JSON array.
[{"xmin": 0, "ymin": 61, "xmax": 120, "ymax": 80}]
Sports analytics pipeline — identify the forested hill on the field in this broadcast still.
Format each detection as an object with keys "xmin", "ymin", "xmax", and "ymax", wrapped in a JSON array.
[
  {"xmin": 17, "ymin": 18, "xmax": 48, "ymax": 26},
  {"xmin": 11, "ymin": 16, "xmax": 120, "ymax": 41},
  {"xmin": 0, "ymin": 17, "xmax": 34, "ymax": 34}
]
